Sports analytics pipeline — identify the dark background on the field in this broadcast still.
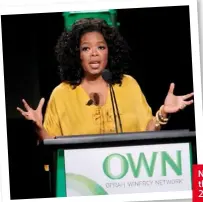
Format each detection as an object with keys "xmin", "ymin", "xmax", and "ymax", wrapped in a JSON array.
[{"xmin": 1, "ymin": 5, "xmax": 195, "ymax": 199}]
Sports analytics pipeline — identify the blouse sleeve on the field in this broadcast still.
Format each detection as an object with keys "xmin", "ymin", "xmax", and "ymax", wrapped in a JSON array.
[
  {"xmin": 128, "ymin": 76, "xmax": 153, "ymax": 131},
  {"xmin": 43, "ymin": 91, "xmax": 62, "ymax": 137}
]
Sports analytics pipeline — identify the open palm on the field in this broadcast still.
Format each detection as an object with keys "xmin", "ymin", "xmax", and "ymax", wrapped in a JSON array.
[
  {"xmin": 163, "ymin": 83, "xmax": 194, "ymax": 114},
  {"xmin": 17, "ymin": 98, "xmax": 45, "ymax": 128}
]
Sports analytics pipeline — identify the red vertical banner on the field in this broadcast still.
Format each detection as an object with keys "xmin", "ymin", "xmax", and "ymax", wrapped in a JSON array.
[{"xmin": 193, "ymin": 165, "xmax": 203, "ymax": 202}]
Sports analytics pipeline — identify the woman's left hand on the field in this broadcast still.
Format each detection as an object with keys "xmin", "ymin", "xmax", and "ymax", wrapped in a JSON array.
[{"xmin": 162, "ymin": 83, "xmax": 194, "ymax": 116}]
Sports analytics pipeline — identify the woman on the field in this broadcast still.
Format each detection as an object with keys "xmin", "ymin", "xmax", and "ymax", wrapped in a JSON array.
[{"xmin": 17, "ymin": 18, "xmax": 194, "ymax": 140}]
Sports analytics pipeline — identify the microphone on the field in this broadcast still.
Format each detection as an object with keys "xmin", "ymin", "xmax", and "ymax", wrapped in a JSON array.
[
  {"xmin": 86, "ymin": 93, "xmax": 100, "ymax": 106},
  {"xmin": 86, "ymin": 99, "xmax": 94, "ymax": 106},
  {"xmin": 102, "ymin": 69, "xmax": 123, "ymax": 133}
]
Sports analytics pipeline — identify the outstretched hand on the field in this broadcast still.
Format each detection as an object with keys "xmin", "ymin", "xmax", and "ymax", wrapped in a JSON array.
[
  {"xmin": 17, "ymin": 98, "xmax": 45, "ymax": 129},
  {"xmin": 162, "ymin": 83, "xmax": 194, "ymax": 115}
]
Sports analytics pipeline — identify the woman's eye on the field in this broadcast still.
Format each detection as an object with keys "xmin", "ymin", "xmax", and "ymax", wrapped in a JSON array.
[
  {"xmin": 82, "ymin": 47, "xmax": 89, "ymax": 51},
  {"xmin": 98, "ymin": 46, "xmax": 106, "ymax": 50}
]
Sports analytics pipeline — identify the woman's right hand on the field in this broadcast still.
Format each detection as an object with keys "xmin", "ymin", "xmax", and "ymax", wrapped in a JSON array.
[{"xmin": 17, "ymin": 98, "xmax": 45, "ymax": 129}]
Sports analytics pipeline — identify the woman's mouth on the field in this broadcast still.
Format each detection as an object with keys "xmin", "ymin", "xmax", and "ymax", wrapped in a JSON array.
[{"xmin": 89, "ymin": 61, "xmax": 100, "ymax": 68}]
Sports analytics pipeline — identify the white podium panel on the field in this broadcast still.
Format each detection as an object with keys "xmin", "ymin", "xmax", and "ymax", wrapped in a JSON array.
[{"xmin": 64, "ymin": 143, "xmax": 192, "ymax": 196}]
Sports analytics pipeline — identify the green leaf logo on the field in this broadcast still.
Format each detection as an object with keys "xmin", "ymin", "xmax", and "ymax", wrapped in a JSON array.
[{"xmin": 66, "ymin": 173, "xmax": 108, "ymax": 196}]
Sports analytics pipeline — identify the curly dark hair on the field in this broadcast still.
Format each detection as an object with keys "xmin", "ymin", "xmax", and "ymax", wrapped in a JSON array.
[{"xmin": 55, "ymin": 18, "xmax": 131, "ymax": 87}]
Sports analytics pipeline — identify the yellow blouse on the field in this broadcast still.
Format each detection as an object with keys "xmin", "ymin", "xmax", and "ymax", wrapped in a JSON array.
[{"xmin": 43, "ymin": 74, "xmax": 153, "ymax": 137}]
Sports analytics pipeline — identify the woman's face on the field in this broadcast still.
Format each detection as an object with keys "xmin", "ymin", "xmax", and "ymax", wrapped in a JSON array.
[{"xmin": 80, "ymin": 31, "xmax": 108, "ymax": 77}]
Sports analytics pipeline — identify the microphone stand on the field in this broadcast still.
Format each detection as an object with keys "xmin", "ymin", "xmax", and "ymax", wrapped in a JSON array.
[
  {"xmin": 109, "ymin": 86, "xmax": 118, "ymax": 134},
  {"xmin": 102, "ymin": 69, "xmax": 123, "ymax": 134},
  {"xmin": 109, "ymin": 84, "xmax": 123, "ymax": 133},
  {"xmin": 111, "ymin": 86, "xmax": 123, "ymax": 133}
]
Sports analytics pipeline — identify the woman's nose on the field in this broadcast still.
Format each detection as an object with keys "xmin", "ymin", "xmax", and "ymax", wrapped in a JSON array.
[{"xmin": 91, "ymin": 48, "xmax": 98, "ymax": 56}]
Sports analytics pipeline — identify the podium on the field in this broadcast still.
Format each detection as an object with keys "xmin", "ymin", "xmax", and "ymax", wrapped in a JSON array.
[{"xmin": 41, "ymin": 130, "xmax": 196, "ymax": 198}]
